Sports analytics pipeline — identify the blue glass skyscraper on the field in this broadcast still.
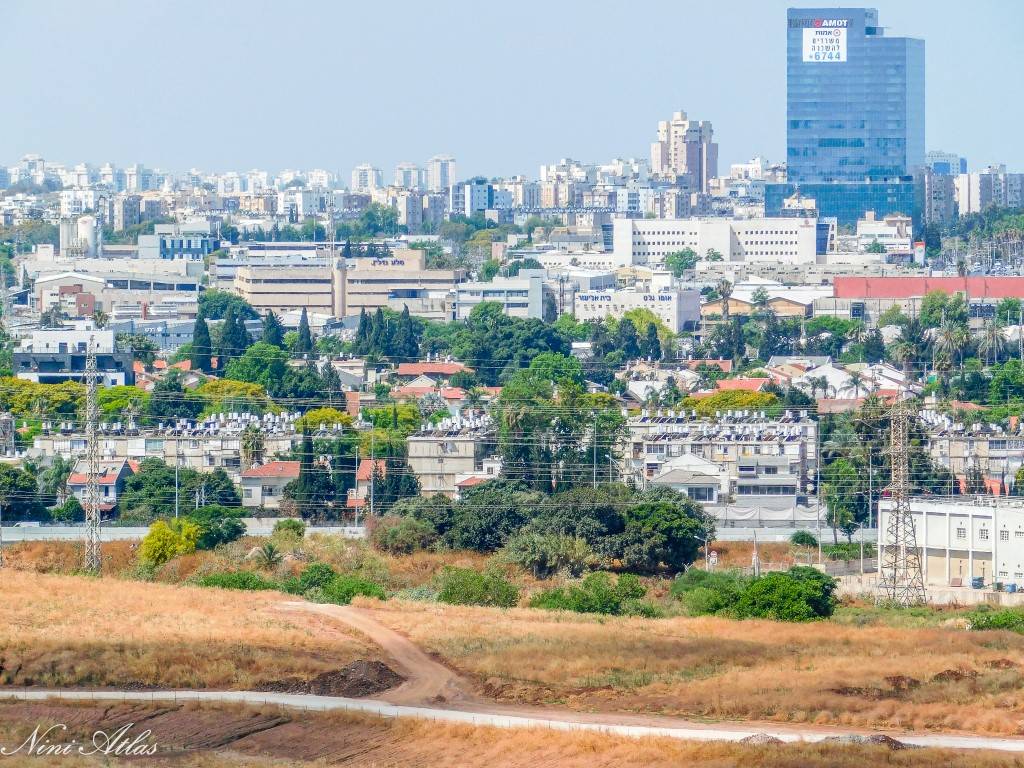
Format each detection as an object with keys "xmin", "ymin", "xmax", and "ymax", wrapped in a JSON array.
[{"xmin": 767, "ymin": 8, "xmax": 925, "ymax": 225}]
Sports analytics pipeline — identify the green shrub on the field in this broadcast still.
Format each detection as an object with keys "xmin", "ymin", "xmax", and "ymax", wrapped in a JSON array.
[
  {"xmin": 670, "ymin": 568, "xmax": 750, "ymax": 615},
  {"xmin": 822, "ymin": 542, "xmax": 876, "ymax": 561},
  {"xmin": 313, "ymin": 574, "xmax": 386, "ymax": 605},
  {"xmin": 790, "ymin": 530, "xmax": 818, "ymax": 547},
  {"xmin": 50, "ymin": 496, "xmax": 84, "ymax": 523},
  {"xmin": 298, "ymin": 562, "xmax": 337, "ymax": 593},
  {"xmin": 529, "ymin": 572, "xmax": 652, "ymax": 616},
  {"xmin": 969, "ymin": 609, "xmax": 1024, "ymax": 633},
  {"xmin": 273, "ymin": 518, "xmax": 306, "ymax": 538},
  {"xmin": 372, "ymin": 515, "xmax": 437, "ymax": 555},
  {"xmin": 499, "ymin": 532, "xmax": 599, "ymax": 579},
  {"xmin": 140, "ymin": 518, "xmax": 201, "ymax": 566},
  {"xmin": 733, "ymin": 567, "xmax": 837, "ymax": 622},
  {"xmin": 436, "ymin": 567, "xmax": 519, "ymax": 608},
  {"xmin": 198, "ymin": 571, "xmax": 277, "ymax": 591}
]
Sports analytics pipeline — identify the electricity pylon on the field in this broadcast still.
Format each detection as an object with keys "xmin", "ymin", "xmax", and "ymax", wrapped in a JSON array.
[
  {"xmin": 84, "ymin": 338, "xmax": 101, "ymax": 573},
  {"xmin": 876, "ymin": 397, "xmax": 926, "ymax": 605}
]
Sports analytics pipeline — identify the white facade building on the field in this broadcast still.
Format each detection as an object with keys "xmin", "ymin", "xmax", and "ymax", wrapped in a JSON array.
[
  {"xmin": 878, "ymin": 497, "xmax": 1024, "ymax": 587},
  {"xmin": 427, "ymin": 155, "xmax": 456, "ymax": 192},
  {"xmin": 455, "ymin": 274, "xmax": 546, "ymax": 320},
  {"xmin": 575, "ymin": 285, "xmax": 701, "ymax": 333},
  {"xmin": 611, "ymin": 217, "xmax": 819, "ymax": 268},
  {"xmin": 351, "ymin": 164, "xmax": 383, "ymax": 193}
]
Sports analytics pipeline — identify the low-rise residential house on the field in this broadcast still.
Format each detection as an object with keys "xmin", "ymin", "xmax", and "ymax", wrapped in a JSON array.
[
  {"xmin": 240, "ymin": 461, "xmax": 300, "ymax": 510},
  {"xmin": 67, "ymin": 458, "xmax": 138, "ymax": 512},
  {"xmin": 348, "ymin": 458, "xmax": 387, "ymax": 512},
  {"xmin": 394, "ymin": 361, "xmax": 470, "ymax": 383}
]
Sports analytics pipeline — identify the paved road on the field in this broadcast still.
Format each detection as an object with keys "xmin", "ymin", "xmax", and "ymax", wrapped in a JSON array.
[
  {"xmin": 5, "ymin": 688, "xmax": 1024, "ymax": 753},
  {"xmin": 6, "ymin": 601, "xmax": 1024, "ymax": 754}
]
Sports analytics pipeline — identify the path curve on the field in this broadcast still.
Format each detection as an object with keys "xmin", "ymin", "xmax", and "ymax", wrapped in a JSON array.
[{"xmin": 280, "ymin": 602, "xmax": 470, "ymax": 706}]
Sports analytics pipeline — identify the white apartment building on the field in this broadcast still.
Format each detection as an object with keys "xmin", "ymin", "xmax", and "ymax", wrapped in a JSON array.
[
  {"xmin": 955, "ymin": 166, "xmax": 1024, "ymax": 215},
  {"xmin": 407, "ymin": 417, "xmax": 496, "ymax": 497},
  {"xmin": 455, "ymin": 274, "xmax": 546, "ymax": 320},
  {"xmin": 351, "ymin": 164, "xmax": 383, "ymax": 193},
  {"xmin": 878, "ymin": 497, "xmax": 1024, "ymax": 587},
  {"xmin": 393, "ymin": 162, "xmax": 425, "ymax": 190},
  {"xmin": 611, "ymin": 217, "xmax": 818, "ymax": 268},
  {"xmin": 427, "ymin": 155, "xmax": 456, "ymax": 192}
]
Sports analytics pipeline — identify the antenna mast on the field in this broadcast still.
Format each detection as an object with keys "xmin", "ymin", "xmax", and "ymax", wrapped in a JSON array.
[
  {"xmin": 84, "ymin": 337, "xmax": 102, "ymax": 573},
  {"xmin": 876, "ymin": 397, "xmax": 926, "ymax": 605}
]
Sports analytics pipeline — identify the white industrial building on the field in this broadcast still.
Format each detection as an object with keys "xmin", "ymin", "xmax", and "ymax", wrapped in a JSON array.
[
  {"xmin": 455, "ymin": 273, "xmax": 546, "ymax": 320},
  {"xmin": 878, "ymin": 497, "xmax": 1024, "ymax": 587}
]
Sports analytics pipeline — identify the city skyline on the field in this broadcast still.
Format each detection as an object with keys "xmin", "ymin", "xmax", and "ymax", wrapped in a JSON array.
[{"xmin": 2, "ymin": 0, "xmax": 1022, "ymax": 178}]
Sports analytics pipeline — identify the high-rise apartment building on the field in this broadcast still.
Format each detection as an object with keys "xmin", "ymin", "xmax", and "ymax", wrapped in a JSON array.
[
  {"xmin": 767, "ymin": 8, "xmax": 925, "ymax": 225},
  {"xmin": 650, "ymin": 111, "xmax": 717, "ymax": 193},
  {"xmin": 427, "ymin": 155, "xmax": 456, "ymax": 193},
  {"xmin": 394, "ymin": 162, "xmax": 425, "ymax": 190},
  {"xmin": 926, "ymin": 151, "xmax": 967, "ymax": 176},
  {"xmin": 350, "ymin": 164, "xmax": 383, "ymax": 193}
]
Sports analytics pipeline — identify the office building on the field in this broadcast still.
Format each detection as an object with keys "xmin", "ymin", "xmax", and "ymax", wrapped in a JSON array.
[
  {"xmin": 768, "ymin": 8, "xmax": 925, "ymax": 224},
  {"xmin": 455, "ymin": 273, "xmax": 547, "ymax": 321},
  {"xmin": 650, "ymin": 111, "xmax": 718, "ymax": 193},
  {"xmin": 137, "ymin": 221, "xmax": 218, "ymax": 261}
]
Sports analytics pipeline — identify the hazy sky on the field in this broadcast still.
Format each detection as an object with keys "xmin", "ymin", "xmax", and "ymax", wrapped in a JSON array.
[{"xmin": 3, "ymin": 0, "xmax": 1022, "ymax": 179}]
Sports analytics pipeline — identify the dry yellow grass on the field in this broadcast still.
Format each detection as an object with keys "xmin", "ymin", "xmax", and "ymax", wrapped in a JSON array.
[
  {"xmin": 0, "ymin": 700, "xmax": 1018, "ymax": 768},
  {"xmin": 0, "ymin": 571, "xmax": 375, "ymax": 689},
  {"xmin": 361, "ymin": 599, "xmax": 1024, "ymax": 735}
]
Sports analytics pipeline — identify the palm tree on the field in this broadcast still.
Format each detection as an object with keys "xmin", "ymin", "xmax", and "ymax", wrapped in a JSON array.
[
  {"xmin": 716, "ymin": 279, "xmax": 733, "ymax": 325},
  {"xmin": 39, "ymin": 455, "xmax": 74, "ymax": 504},
  {"xmin": 254, "ymin": 542, "xmax": 283, "ymax": 569},
  {"xmin": 92, "ymin": 309, "xmax": 109, "ymax": 329},
  {"xmin": 978, "ymin": 320, "xmax": 1007, "ymax": 365},
  {"xmin": 240, "ymin": 424, "xmax": 265, "ymax": 469}
]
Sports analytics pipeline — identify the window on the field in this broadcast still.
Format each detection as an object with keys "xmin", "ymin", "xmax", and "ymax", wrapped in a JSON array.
[
  {"xmin": 687, "ymin": 487, "xmax": 715, "ymax": 502},
  {"xmin": 956, "ymin": 527, "xmax": 967, "ymax": 540},
  {"xmin": 1016, "ymin": 530, "xmax": 1024, "ymax": 539},
  {"xmin": 980, "ymin": 529, "xmax": 990, "ymax": 541},
  {"xmin": 1001, "ymin": 530, "xmax": 1010, "ymax": 541},
  {"xmin": 243, "ymin": 488, "xmax": 253, "ymax": 498}
]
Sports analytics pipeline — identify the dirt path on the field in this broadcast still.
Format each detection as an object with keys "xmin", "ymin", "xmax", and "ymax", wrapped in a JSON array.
[
  {"xmin": 275, "ymin": 601, "xmax": 1024, "ymax": 753},
  {"xmin": 281, "ymin": 602, "xmax": 471, "ymax": 706}
]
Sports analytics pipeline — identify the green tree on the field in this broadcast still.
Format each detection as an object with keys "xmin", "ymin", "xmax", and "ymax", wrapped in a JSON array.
[
  {"xmin": 262, "ymin": 310, "xmax": 284, "ymax": 347},
  {"xmin": 190, "ymin": 315, "xmax": 212, "ymax": 373},
  {"xmin": 140, "ymin": 518, "xmax": 201, "ymax": 566},
  {"xmin": 663, "ymin": 248, "xmax": 698, "ymax": 277},
  {"xmin": 295, "ymin": 307, "xmax": 313, "ymax": 356},
  {"xmin": 198, "ymin": 289, "xmax": 258, "ymax": 321}
]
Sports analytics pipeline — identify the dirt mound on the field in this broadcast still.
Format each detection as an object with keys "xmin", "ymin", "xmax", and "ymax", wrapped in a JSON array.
[
  {"xmin": 257, "ymin": 660, "xmax": 404, "ymax": 698},
  {"xmin": 884, "ymin": 675, "xmax": 921, "ymax": 693},
  {"xmin": 830, "ymin": 686, "xmax": 886, "ymax": 700},
  {"xmin": 931, "ymin": 667, "xmax": 977, "ymax": 683},
  {"xmin": 986, "ymin": 658, "xmax": 1017, "ymax": 670},
  {"xmin": 822, "ymin": 734, "xmax": 910, "ymax": 750},
  {"xmin": 740, "ymin": 733, "xmax": 783, "ymax": 745}
]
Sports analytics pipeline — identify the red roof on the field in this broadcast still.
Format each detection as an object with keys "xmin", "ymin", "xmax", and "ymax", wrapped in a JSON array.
[
  {"xmin": 685, "ymin": 359, "xmax": 733, "ymax": 373},
  {"xmin": 715, "ymin": 378, "xmax": 770, "ymax": 392},
  {"xmin": 392, "ymin": 386, "xmax": 467, "ymax": 401},
  {"xmin": 396, "ymin": 362, "xmax": 469, "ymax": 376},
  {"xmin": 241, "ymin": 460, "xmax": 300, "ymax": 479},
  {"xmin": 67, "ymin": 472, "xmax": 122, "ymax": 486},
  {"xmin": 171, "ymin": 360, "xmax": 192, "ymax": 372},
  {"xmin": 834, "ymin": 276, "xmax": 1024, "ymax": 300},
  {"xmin": 456, "ymin": 476, "xmax": 487, "ymax": 488},
  {"xmin": 355, "ymin": 459, "xmax": 387, "ymax": 481}
]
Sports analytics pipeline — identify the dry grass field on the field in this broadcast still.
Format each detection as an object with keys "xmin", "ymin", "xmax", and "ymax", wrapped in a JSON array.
[
  {"xmin": 0, "ymin": 700, "xmax": 1018, "ymax": 768},
  {"xmin": 361, "ymin": 599, "xmax": 1024, "ymax": 735},
  {"xmin": 0, "ymin": 571, "xmax": 376, "ymax": 689}
]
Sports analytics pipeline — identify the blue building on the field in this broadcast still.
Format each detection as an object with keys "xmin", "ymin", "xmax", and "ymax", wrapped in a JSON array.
[{"xmin": 767, "ymin": 8, "xmax": 925, "ymax": 225}]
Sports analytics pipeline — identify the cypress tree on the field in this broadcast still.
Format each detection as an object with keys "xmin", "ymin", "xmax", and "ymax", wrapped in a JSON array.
[
  {"xmin": 644, "ymin": 323, "xmax": 662, "ymax": 360},
  {"xmin": 296, "ymin": 307, "xmax": 313, "ymax": 356},
  {"xmin": 392, "ymin": 304, "xmax": 417, "ymax": 360},
  {"xmin": 262, "ymin": 310, "xmax": 284, "ymax": 347},
  {"xmin": 191, "ymin": 314, "xmax": 212, "ymax": 373},
  {"xmin": 355, "ymin": 308, "xmax": 369, "ymax": 355}
]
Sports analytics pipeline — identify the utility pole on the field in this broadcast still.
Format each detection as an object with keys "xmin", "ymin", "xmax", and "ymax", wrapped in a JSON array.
[
  {"xmin": 84, "ymin": 338, "xmax": 101, "ymax": 573},
  {"xmin": 0, "ymin": 501, "xmax": 4, "ymax": 568},
  {"xmin": 174, "ymin": 440, "xmax": 179, "ymax": 519},
  {"xmin": 0, "ymin": 265, "xmax": 12, "ymax": 329},
  {"xmin": 369, "ymin": 432, "xmax": 375, "ymax": 518},
  {"xmin": 876, "ymin": 397, "xmax": 927, "ymax": 605},
  {"xmin": 592, "ymin": 413, "xmax": 597, "ymax": 488}
]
